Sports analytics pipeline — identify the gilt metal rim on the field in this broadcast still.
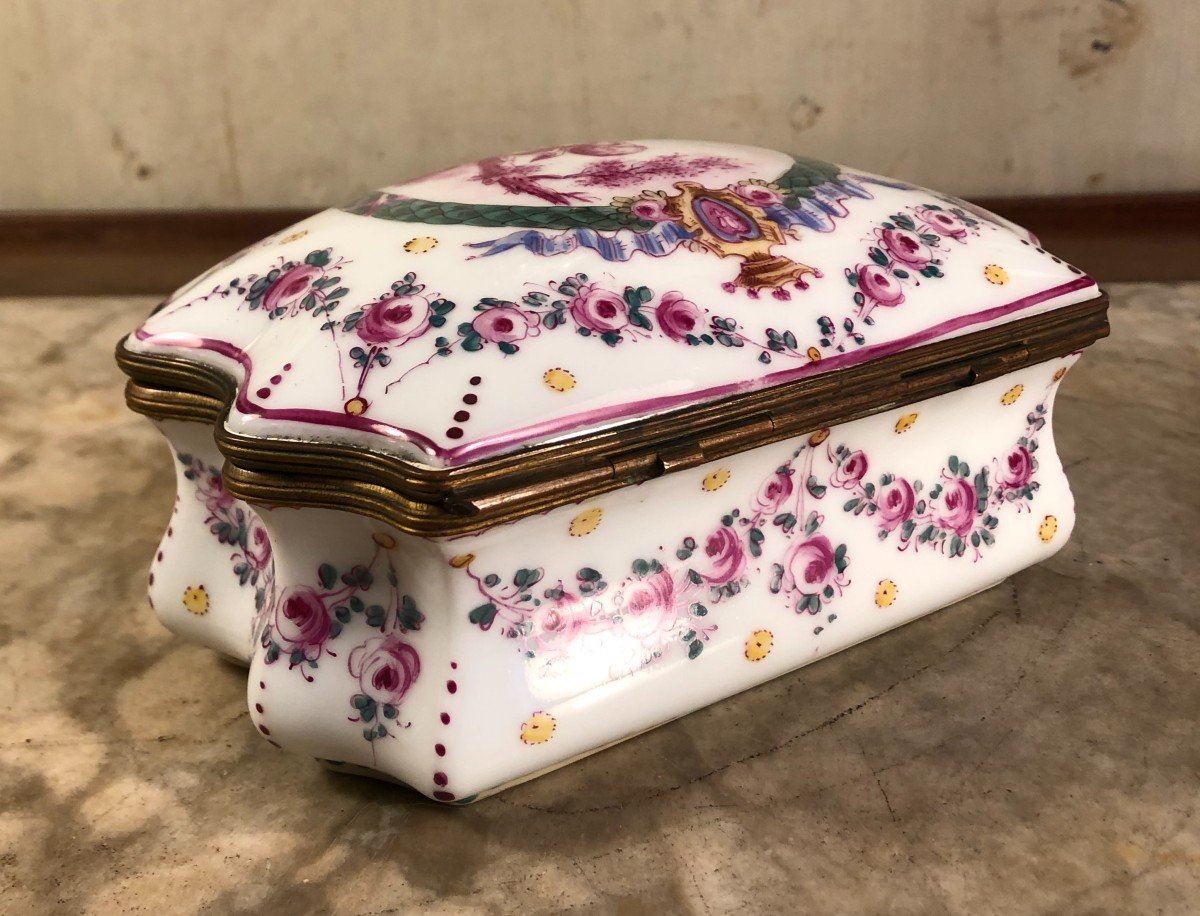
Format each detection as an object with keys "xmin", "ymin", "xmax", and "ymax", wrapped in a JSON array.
[{"xmin": 117, "ymin": 293, "xmax": 1109, "ymax": 538}]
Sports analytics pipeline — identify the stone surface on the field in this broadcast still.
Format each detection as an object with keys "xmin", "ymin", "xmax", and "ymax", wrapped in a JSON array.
[{"xmin": 0, "ymin": 285, "xmax": 1197, "ymax": 914}]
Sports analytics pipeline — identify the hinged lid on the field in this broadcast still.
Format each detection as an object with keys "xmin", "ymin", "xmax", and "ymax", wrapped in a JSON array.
[{"xmin": 118, "ymin": 140, "xmax": 1107, "ymax": 535}]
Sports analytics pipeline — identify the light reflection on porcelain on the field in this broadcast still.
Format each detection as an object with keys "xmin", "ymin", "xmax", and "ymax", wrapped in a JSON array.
[{"xmin": 127, "ymin": 141, "xmax": 1100, "ymax": 803}]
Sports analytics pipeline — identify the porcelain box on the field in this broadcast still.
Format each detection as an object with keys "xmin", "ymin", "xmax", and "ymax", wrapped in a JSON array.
[{"xmin": 117, "ymin": 141, "xmax": 1108, "ymax": 803}]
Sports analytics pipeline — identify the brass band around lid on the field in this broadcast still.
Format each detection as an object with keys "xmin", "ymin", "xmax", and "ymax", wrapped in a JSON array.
[{"xmin": 117, "ymin": 293, "xmax": 1109, "ymax": 538}]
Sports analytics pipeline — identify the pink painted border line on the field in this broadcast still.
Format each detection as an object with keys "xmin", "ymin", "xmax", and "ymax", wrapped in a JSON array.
[
  {"xmin": 132, "ymin": 330, "xmax": 443, "ymax": 456},
  {"xmin": 135, "ymin": 275, "xmax": 1096, "ymax": 467}
]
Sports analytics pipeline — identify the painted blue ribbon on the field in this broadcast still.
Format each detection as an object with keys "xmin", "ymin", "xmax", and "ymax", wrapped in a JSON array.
[
  {"xmin": 467, "ymin": 220, "xmax": 697, "ymax": 261},
  {"xmin": 467, "ymin": 176, "xmax": 892, "ymax": 262},
  {"xmin": 764, "ymin": 178, "xmax": 876, "ymax": 233}
]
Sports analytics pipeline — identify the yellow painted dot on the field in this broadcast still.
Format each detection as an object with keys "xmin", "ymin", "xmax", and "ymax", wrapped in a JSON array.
[
  {"xmin": 521, "ymin": 711, "xmax": 556, "ymax": 745},
  {"xmin": 278, "ymin": 230, "xmax": 308, "ymax": 244},
  {"xmin": 569, "ymin": 507, "xmax": 603, "ymax": 537},
  {"xmin": 875, "ymin": 579, "xmax": 898, "ymax": 608},
  {"xmin": 808, "ymin": 428, "xmax": 831, "ymax": 446},
  {"xmin": 1001, "ymin": 383, "xmax": 1025, "ymax": 406},
  {"xmin": 449, "ymin": 553, "xmax": 475, "ymax": 569},
  {"xmin": 1053, "ymin": 366, "xmax": 1068, "ymax": 382},
  {"xmin": 1038, "ymin": 515, "xmax": 1058, "ymax": 543},
  {"xmin": 701, "ymin": 468, "xmax": 731, "ymax": 492},
  {"xmin": 182, "ymin": 585, "xmax": 209, "ymax": 616},
  {"xmin": 983, "ymin": 264, "xmax": 1009, "ymax": 285},
  {"xmin": 745, "ymin": 629, "xmax": 774, "ymax": 662},
  {"xmin": 373, "ymin": 532, "xmax": 397, "ymax": 550},
  {"xmin": 344, "ymin": 396, "xmax": 368, "ymax": 416},
  {"xmin": 806, "ymin": 346, "xmax": 821, "ymax": 362},
  {"xmin": 543, "ymin": 367, "xmax": 576, "ymax": 392},
  {"xmin": 403, "ymin": 236, "xmax": 439, "ymax": 253},
  {"xmin": 895, "ymin": 413, "xmax": 919, "ymax": 434}
]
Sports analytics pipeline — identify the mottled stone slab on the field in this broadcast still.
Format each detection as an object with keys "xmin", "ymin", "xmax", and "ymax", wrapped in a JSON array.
[{"xmin": 0, "ymin": 286, "xmax": 1197, "ymax": 913}]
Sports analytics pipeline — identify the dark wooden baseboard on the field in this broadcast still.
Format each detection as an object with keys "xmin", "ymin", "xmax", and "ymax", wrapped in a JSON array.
[{"xmin": 0, "ymin": 194, "xmax": 1195, "ymax": 296}]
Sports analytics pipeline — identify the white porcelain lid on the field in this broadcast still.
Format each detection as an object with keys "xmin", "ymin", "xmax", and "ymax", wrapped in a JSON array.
[{"xmin": 128, "ymin": 140, "xmax": 1098, "ymax": 468}]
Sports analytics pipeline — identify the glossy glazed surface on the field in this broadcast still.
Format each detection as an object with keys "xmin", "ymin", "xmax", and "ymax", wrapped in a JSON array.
[
  {"xmin": 127, "ymin": 141, "xmax": 1098, "ymax": 467},
  {"xmin": 149, "ymin": 357, "xmax": 1077, "ymax": 802}
]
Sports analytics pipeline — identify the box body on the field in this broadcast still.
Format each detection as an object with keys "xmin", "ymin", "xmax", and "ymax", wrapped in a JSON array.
[{"xmin": 148, "ymin": 355, "xmax": 1076, "ymax": 802}]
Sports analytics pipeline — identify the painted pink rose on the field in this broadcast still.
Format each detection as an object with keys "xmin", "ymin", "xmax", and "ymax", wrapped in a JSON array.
[
  {"xmin": 570, "ymin": 284, "xmax": 629, "ymax": 333},
  {"xmin": 700, "ymin": 526, "xmax": 746, "ymax": 586},
  {"xmin": 273, "ymin": 585, "xmax": 331, "ymax": 656},
  {"xmin": 919, "ymin": 207, "xmax": 968, "ymax": 239},
  {"xmin": 620, "ymin": 571, "xmax": 678, "ymax": 640},
  {"xmin": 876, "ymin": 478, "xmax": 916, "ymax": 531},
  {"xmin": 938, "ymin": 477, "xmax": 979, "ymax": 538},
  {"xmin": 356, "ymin": 294, "xmax": 431, "ymax": 346},
  {"xmin": 655, "ymin": 291, "xmax": 704, "ymax": 341},
  {"xmin": 348, "ymin": 635, "xmax": 420, "ymax": 707},
  {"xmin": 753, "ymin": 470, "xmax": 794, "ymax": 516},
  {"xmin": 733, "ymin": 183, "xmax": 783, "ymax": 207},
  {"xmin": 262, "ymin": 263, "xmax": 322, "ymax": 314},
  {"xmin": 1001, "ymin": 445, "xmax": 1034, "ymax": 489},
  {"xmin": 530, "ymin": 596, "xmax": 593, "ymax": 650},
  {"xmin": 880, "ymin": 228, "xmax": 932, "ymax": 269},
  {"xmin": 471, "ymin": 305, "xmax": 539, "ymax": 344},
  {"xmin": 832, "ymin": 450, "xmax": 869, "ymax": 489},
  {"xmin": 782, "ymin": 534, "xmax": 838, "ymax": 595},
  {"xmin": 244, "ymin": 520, "xmax": 272, "ymax": 571},
  {"xmin": 630, "ymin": 197, "xmax": 672, "ymax": 223},
  {"xmin": 856, "ymin": 265, "xmax": 905, "ymax": 308}
]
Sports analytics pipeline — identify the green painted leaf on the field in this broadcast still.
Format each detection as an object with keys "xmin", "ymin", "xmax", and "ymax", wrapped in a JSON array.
[
  {"xmin": 318, "ymin": 563, "xmax": 338, "ymax": 590},
  {"xmin": 468, "ymin": 602, "xmax": 497, "ymax": 627}
]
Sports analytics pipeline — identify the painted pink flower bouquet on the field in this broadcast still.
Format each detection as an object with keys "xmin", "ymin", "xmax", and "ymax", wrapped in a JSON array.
[
  {"xmin": 456, "ymin": 390, "xmax": 1050, "ymax": 687},
  {"xmin": 166, "ymin": 201, "xmax": 993, "ymax": 420},
  {"xmin": 833, "ymin": 402, "xmax": 1045, "ymax": 559},
  {"xmin": 824, "ymin": 204, "xmax": 984, "ymax": 353}
]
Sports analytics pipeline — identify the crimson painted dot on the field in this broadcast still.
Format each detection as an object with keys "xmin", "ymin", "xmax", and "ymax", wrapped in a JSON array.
[
  {"xmin": 453, "ymin": 410, "xmax": 470, "ymax": 422},
  {"xmin": 255, "ymin": 703, "xmax": 264, "ymax": 713},
  {"xmin": 256, "ymin": 387, "xmax": 271, "ymax": 399},
  {"xmin": 167, "ymin": 527, "xmax": 173, "ymax": 536},
  {"xmin": 156, "ymin": 551, "xmax": 163, "ymax": 562},
  {"xmin": 433, "ymin": 771, "xmax": 448, "ymax": 786},
  {"xmin": 283, "ymin": 363, "xmax": 292, "ymax": 371},
  {"xmin": 268, "ymin": 739, "xmax": 281, "ymax": 748},
  {"xmin": 469, "ymin": 376, "xmax": 481, "ymax": 385},
  {"xmin": 259, "ymin": 681, "xmax": 266, "ymax": 690},
  {"xmin": 446, "ymin": 427, "xmax": 463, "ymax": 440},
  {"xmin": 435, "ymin": 743, "xmax": 446, "ymax": 756},
  {"xmin": 433, "ymin": 790, "xmax": 455, "ymax": 801},
  {"xmin": 463, "ymin": 393, "xmax": 478, "ymax": 405},
  {"xmin": 440, "ymin": 712, "xmax": 450, "ymax": 725},
  {"xmin": 270, "ymin": 374, "xmax": 282, "ymax": 384},
  {"xmin": 450, "ymin": 661, "xmax": 458, "ymax": 669},
  {"xmin": 148, "ymin": 573, "xmax": 155, "ymax": 586},
  {"xmin": 446, "ymin": 680, "xmax": 457, "ymax": 694},
  {"xmin": 258, "ymin": 724, "xmax": 271, "ymax": 736}
]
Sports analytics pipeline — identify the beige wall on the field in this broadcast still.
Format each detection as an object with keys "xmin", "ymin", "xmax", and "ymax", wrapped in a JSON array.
[{"xmin": 2, "ymin": 0, "xmax": 1195, "ymax": 210}]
